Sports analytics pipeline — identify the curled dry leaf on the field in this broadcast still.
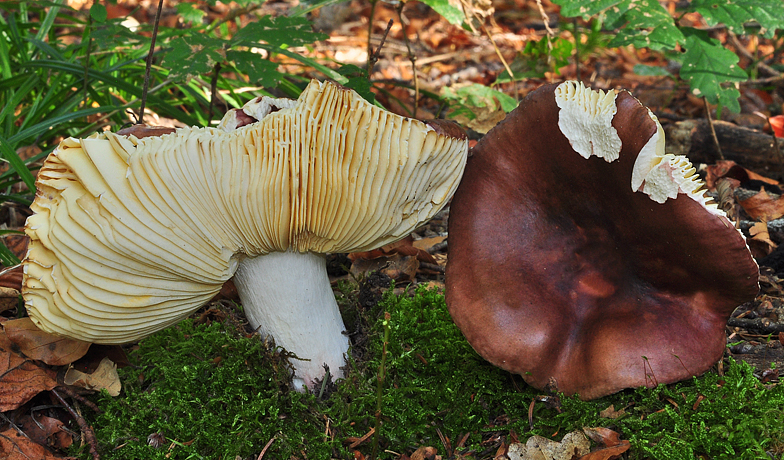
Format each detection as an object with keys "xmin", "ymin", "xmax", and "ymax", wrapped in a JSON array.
[
  {"xmin": 0, "ymin": 322, "xmax": 57, "ymax": 412},
  {"xmin": 771, "ymin": 115, "xmax": 784, "ymax": 138},
  {"xmin": 18, "ymin": 414, "xmax": 73, "ymax": 450},
  {"xmin": 0, "ymin": 285, "xmax": 20, "ymax": 313},
  {"xmin": 507, "ymin": 431, "xmax": 590, "ymax": 460},
  {"xmin": 63, "ymin": 356, "xmax": 121, "ymax": 396},
  {"xmin": 582, "ymin": 427, "xmax": 621, "ymax": 447},
  {"xmin": 597, "ymin": 404, "xmax": 626, "ymax": 420},
  {"xmin": 738, "ymin": 188, "xmax": 784, "ymax": 221},
  {"xmin": 0, "ymin": 428, "xmax": 71, "ymax": 460},
  {"xmin": 3, "ymin": 317, "xmax": 90, "ymax": 366},
  {"xmin": 576, "ymin": 441, "xmax": 631, "ymax": 460}
]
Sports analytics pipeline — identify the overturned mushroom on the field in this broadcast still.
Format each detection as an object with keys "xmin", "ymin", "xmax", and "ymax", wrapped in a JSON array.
[
  {"xmin": 445, "ymin": 81, "xmax": 759, "ymax": 399},
  {"xmin": 24, "ymin": 79, "xmax": 468, "ymax": 390}
]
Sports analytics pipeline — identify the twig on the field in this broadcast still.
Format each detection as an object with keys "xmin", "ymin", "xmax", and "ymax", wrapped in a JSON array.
[
  {"xmin": 573, "ymin": 17, "xmax": 580, "ymax": 82},
  {"xmin": 367, "ymin": 19, "xmax": 394, "ymax": 78},
  {"xmin": 727, "ymin": 31, "xmax": 781, "ymax": 78},
  {"xmin": 728, "ymin": 317, "xmax": 784, "ymax": 334},
  {"xmin": 138, "ymin": 0, "xmax": 165, "ymax": 125},
  {"xmin": 208, "ymin": 63, "xmax": 222, "ymax": 126},
  {"xmin": 480, "ymin": 22, "xmax": 515, "ymax": 83},
  {"xmin": 57, "ymin": 385, "xmax": 102, "ymax": 413},
  {"xmin": 51, "ymin": 388, "xmax": 100, "ymax": 460},
  {"xmin": 535, "ymin": 0, "xmax": 554, "ymax": 68},
  {"xmin": 256, "ymin": 434, "xmax": 276, "ymax": 460},
  {"xmin": 366, "ymin": 0, "xmax": 380, "ymax": 72},
  {"xmin": 82, "ymin": 15, "xmax": 93, "ymax": 107},
  {"xmin": 703, "ymin": 97, "xmax": 725, "ymax": 160},
  {"xmin": 395, "ymin": 3, "xmax": 419, "ymax": 118},
  {"xmin": 370, "ymin": 312, "xmax": 391, "ymax": 460}
]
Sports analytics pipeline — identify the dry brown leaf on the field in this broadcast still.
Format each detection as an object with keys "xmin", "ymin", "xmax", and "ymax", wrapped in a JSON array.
[
  {"xmin": 507, "ymin": 431, "xmax": 590, "ymax": 460},
  {"xmin": 63, "ymin": 356, "xmax": 121, "ymax": 396},
  {"xmin": 4, "ymin": 317, "xmax": 90, "ymax": 366},
  {"xmin": 412, "ymin": 235, "xmax": 447, "ymax": 252},
  {"xmin": 0, "ymin": 427, "xmax": 70, "ymax": 460},
  {"xmin": 597, "ymin": 405, "xmax": 626, "ymax": 420},
  {"xmin": 576, "ymin": 440, "xmax": 631, "ymax": 460},
  {"xmin": 350, "ymin": 235, "xmax": 438, "ymax": 265},
  {"xmin": 0, "ymin": 325, "xmax": 57, "ymax": 412},
  {"xmin": 18, "ymin": 414, "xmax": 73, "ymax": 450},
  {"xmin": 705, "ymin": 160, "xmax": 778, "ymax": 190},
  {"xmin": 582, "ymin": 427, "xmax": 621, "ymax": 447},
  {"xmin": 0, "ymin": 285, "xmax": 20, "ymax": 313},
  {"xmin": 738, "ymin": 188, "xmax": 784, "ymax": 221},
  {"xmin": 410, "ymin": 446, "xmax": 438, "ymax": 460}
]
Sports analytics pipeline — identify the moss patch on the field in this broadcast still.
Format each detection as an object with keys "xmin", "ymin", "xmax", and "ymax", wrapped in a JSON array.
[{"xmin": 78, "ymin": 287, "xmax": 784, "ymax": 459}]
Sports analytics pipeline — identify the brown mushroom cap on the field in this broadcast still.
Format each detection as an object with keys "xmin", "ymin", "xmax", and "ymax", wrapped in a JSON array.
[{"xmin": 445, "ymin": 82, "xmax": 759, "ymax": 399}]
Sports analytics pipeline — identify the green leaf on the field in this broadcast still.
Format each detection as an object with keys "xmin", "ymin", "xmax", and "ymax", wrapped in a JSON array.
[
  {"xmin": 337, "ymin": 64, "xmax": 375, "ymax": 104},
  {"xmin": 633, "ymin": 63, "xmax": 673, "ymax": 77},
  {"xmin": 0, "ymin": 135, "xmax": 36, "ymax": 192},
  {"xmin": 226, "ymin": 50, "xmax": 283, "ymax": 87},
  {"xmin": 177, "ymin": 3, "xmax": 206, "ymax": 25},
  {"xmin": 89, "ymin": 3, "xmax": 107, "ymax": 23},
  {"xmin": 441, "ymin": 84, "xmax": 517, "ymax": 114},
  {"xmin": 606, "ymin": 0, "xmax": 684, "ymax": 50},
  {"xmin": 232, "ymin": 16, "xmax": 327, "ymax": 49},
  {"xmin": 419, "ymin": 0, "xmax": 465, "ymax": 26},
  {"xmin": 163, "ymin": 34, "xmax": 228, "ymax": 82},
  {"xmin": 680, "ymin": 32, "xmax": 748, "ymax": 113},
  {"xmin": 496, "ymin": 38, "xmax": 573, "ymax": 82},
  {"xmin": 690, "ymin": 0, "xmax": 784, "ymax": 37},
  {"xmin": 551, "ymin": 0, "xmax": 622, "ymax": 19}
]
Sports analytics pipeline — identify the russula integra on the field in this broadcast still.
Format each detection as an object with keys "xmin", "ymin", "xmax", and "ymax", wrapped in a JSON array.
[
  {"xmin": 445, "ymin": 81, "xmax": 759, "ymax": 399},
  {"xmin": 23, "ymin": 79, "xmax": 468, "ymax": 390}
]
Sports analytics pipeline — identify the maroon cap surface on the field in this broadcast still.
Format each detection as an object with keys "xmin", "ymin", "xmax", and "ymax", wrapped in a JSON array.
[{"xmin": 445, "ymin": 82, "xmax": 759, "ymax": 399}]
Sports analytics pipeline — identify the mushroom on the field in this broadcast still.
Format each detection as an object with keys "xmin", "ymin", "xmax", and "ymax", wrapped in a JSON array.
[
  {"xmin": 445, "ymin": 81, "xmax": 759, "ymax": 399},
  {"xmin": 23, "ymin": 79, "xmax": 468, "ymax": 390}
]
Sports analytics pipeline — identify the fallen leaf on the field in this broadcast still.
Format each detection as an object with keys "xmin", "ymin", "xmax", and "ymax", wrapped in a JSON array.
[
  {"xmin": 0, "ymin": 428, "xmax": 69, "ymax": 460},
  {"xmin": 0, "ymin": 285, "xmax": 20, "ymax": 313},
  {"xmin": 507, "ymin": 431, "xmax": 590, "ymax": 460},
  {"xmin": 597, "ymin": 404, "xmax": 626, "ymax": 420},
  {"xmin": 771, "ymin": 115, "xmax": 784, "ymax": 138},
  {"xmin": 18, "ymin": 414, "xmax": 73, "ymax": 449},
  {"xmin": 412, "ymin": 235, "xmax": 447, "ymax": 252},
  {"xmin": 63, "ymin": 356, "xmax": 122, "ymax": 396},
  {"xmin": 4, "ymin": 317, "xmax": 91, "ymax": 366},
  {"xmin": 582, "ymin": 427, "xmax": 621, "ymax": 447},
  {"xmin": 410, "ymin": 446, "xmax": 438, "ymax": 460},
  {"xmin": 0, "ymin": 326, "xmax": 58, "ymax": 411},
  {"xmin": 739, "ymin": 188, "xmax": 784, "ymax": 221},
  {"xmin": 576, "ymin": 440, "xmax": 631, "ymax": 460},
  {"xmin": 704, "ymin": 160, "xmax": 778, "ymax": 190}
]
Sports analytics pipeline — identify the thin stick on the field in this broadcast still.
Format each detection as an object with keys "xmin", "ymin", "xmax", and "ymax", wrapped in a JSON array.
[
  {"xmin": 138, "ymin": 0, "xmax": 165, "ymax": 125},
  {"xmin": 51, "ymin": 388, "xmax": 100, "ymax": 460},
  {"xmin": 208, "ymin": 63, "xmax": 222, "ymax": 126},
  {"xmin": 535, "ymin": 0, "xmax": 554, "ymax": 68},
  {"xmin": 480, "ymin": 23, "xmax": 514, "ymax": 82},
  {"xmin": 256, "ymin": 435, "xmax": 276, "ymax": 460},
  {"xmin": 370, "ymin": 312, "xmax": 391, "ymax": 460},
  {"xmin": 367, "ymin": 19, "xmax": 394, "ymax": 78},
  {"xmin": 703, "ymin": 97, "xmax": 725, "ymax": 160},
  {"xmin": 395, "ymin": 3, "xmax": 419, "ymax": 118},
  {"xmin": 573, "ymin": 17, "xmax": 580, "ymax": 81}
]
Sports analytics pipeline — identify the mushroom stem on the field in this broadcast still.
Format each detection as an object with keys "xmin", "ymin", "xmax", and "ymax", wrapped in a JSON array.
[{"xmin": 232, "ymin": 250, "xmax": 349, "ymax": 391}]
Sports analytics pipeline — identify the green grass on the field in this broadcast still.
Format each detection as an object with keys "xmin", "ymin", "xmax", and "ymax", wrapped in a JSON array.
[{"xmin": 77, "ymin": 287, "xmax": 784, "ymax": 460}]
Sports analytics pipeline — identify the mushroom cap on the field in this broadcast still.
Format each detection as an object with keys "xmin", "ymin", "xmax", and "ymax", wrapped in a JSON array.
[
  {"xmin": 445, "ymin": 81, "xmax": 759, "ymax": 399},
  {"xmin": 24, "ymin": 79, "xmax": 468, "ymax": 344}
]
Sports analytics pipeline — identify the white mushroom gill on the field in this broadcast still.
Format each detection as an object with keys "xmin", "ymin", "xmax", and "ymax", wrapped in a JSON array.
[
  {"xmin": 554, "ymin": 81, "xmax": 723, "ymax": 215},
  {"xmin": 23, "ymin": 79, "xmax": 469, "ymax": 389},
  {"xmin": 554, "ymin": 81, "xmax": 622, "ymax": 162}
]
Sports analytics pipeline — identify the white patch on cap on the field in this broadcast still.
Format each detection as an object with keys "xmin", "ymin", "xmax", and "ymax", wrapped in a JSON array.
[
  {"xmin": 554, "ymin": 81, "xmax": 622, "ymax": 162},
  {"xmin": 632, "ymin": 110, "xmax": 724, "ymax": 216}
]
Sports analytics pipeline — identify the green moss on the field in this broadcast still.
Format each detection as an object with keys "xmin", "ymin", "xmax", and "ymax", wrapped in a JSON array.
[
  {"xmin": 83, "ymin": 319, "xmax": 344, "ymax": 459},
  {"xmin": 77, "ymin": 287, "xmax": 784, "ymax": 460}
]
